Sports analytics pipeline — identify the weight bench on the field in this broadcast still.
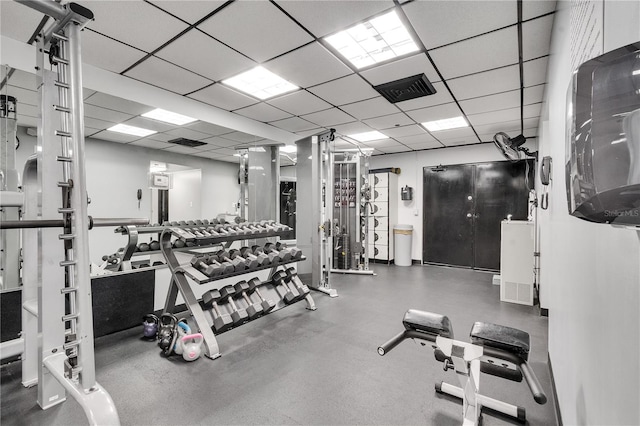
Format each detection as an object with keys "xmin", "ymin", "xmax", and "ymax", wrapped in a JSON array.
[{"xmin": 379, "ymin": 309, "xmax": 547, "ymax": 425}]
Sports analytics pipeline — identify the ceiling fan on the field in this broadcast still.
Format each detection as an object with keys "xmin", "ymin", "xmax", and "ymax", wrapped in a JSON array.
[{"xmin": 493, "ymin": 132, "xmax": 537, "ymax": 162}]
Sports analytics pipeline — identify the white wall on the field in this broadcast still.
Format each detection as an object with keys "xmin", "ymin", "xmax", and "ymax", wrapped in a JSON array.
[
  {"xmin": 14, "ymin": 126, "xmax": 239, "ymax": 264},
  {"xmin": 168, "ymin": 169, "xmax": 202, "ymax": 222},
  {"xmin": 368, "ymin": 142, "xmax": 535, "ymax": 260},
  {"xmin": 536, "ymin": 1, "xmax": 640, "ymax": 424}
]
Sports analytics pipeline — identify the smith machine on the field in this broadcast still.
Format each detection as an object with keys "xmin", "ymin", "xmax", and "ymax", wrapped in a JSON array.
[{"xmin": 0, "ymin": 1, "xmax": 149, "ymax": 424}]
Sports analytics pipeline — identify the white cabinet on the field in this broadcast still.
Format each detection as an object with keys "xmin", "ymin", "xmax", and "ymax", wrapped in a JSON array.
[
  {"xmin": 500, "ymin": 220, "xmax": 534, "ymax": 305},
  {"xmin": 368, "ymin": 171, "xmax": 398, "ymax": 263}
]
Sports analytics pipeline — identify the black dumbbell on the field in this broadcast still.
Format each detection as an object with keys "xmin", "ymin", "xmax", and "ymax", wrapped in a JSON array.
[
  {"xmin": 173, "ymin": 239, "xmax": 186, "ymax": 248},
  {"xmin": 252, "ymin": 245, "xmax": 279, "ymax": 264},
  {"xmin": 259, "ymin": 220, "xmax": 288, "ymax": 232},
  {"xmin": 138, "ymin": 242, "xmax": 150, "ymax": 252},
  {"xmin": 150, "ymin": 240, "xmax": 160, "ymax": 251},
  {"xmin": 216, "ymin": 250, "xmax": 246, "ymax": 271},
  {"xmin": 284, "ymin": 267, "xmax": 310, "ymax": 298},
  {"xmin": 190, "ymin": 255, "xmax": 223, "ymax": 277},
  {"xmin": 234, "ymin": 281, "xmax": 262, "ymax": 319},
  {"xmin": 219, "ymin": 285, "xmax": 249, "ymax": 325},
  {"xmin": 271, "ymin": 270, "xmax": 299, "ymax": 304},
  {"xmin": 239, "ymin": 246, "xmax": 270, "ymax": 267},
  {"xmin": 202, "ymin": 290, "xmax": 233, "ymax": 332},
  {"xmin": 264, "ymin": 243, "xmax": 292, "ymax": 263},
  {"xmin": 247, "ymin": 278, "xmax": 276, "ymax": 313},
  {"xmin": 207, "ymin": 255, "xmax": 235, "ymax": 275},
  {"xmin": 275, "ymin": 242, "xmax": 302, "ymax": 260},
  {"xmin": 229, "ymin": 248, "xmax": 259, "ymax": 269}
]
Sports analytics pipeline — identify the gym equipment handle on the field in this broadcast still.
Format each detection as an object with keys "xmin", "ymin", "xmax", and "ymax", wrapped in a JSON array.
[
  {"xmin": 0, "ymin": 217, "xmax": 149, "ymax": 229},
  {"xmin": 519, "ymin": 360, "xmax": 548, "ymax": 404},
  {"xmin": 378, "ymin": 330, "xmax": 407, "ymax": 356}
]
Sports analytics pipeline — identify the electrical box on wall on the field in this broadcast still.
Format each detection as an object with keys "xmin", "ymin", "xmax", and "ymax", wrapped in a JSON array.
[
  {"xmin": 148, "ymin": 172, "xmax": 172, "ymax": 189},
  {"xmin": 566, "ymin": 42, "xmax": 640, "ymax": 226}
]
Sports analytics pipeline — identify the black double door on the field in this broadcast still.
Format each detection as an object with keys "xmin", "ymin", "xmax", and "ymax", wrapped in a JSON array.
[{"xmin": 422, "ymin": 160, "xmax": 533, "ymax": 270}]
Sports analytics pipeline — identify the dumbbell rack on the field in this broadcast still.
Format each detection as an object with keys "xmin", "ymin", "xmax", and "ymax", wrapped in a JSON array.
[{"xmin": 159, "ymin": 226, "xmax": 316, "ymax": 360}]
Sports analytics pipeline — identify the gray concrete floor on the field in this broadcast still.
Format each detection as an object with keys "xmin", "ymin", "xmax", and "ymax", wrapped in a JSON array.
[{"xmin": 1, "ymin": 265, "xmax": 556, "ymax": 425}]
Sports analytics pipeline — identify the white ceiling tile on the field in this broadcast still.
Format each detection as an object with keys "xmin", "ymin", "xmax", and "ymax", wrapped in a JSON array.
[
  {"xmin": 82, "ymin": 30, "xmax": 147, "ymax": 74},
  {"xmin": 188, "ymin": 83, "xmax": 257, "ymax": 111},
  {"xmin": 382, "ymin": 124, "xmax": 428, "ymax": 138},
  {"xmin": 129, "ymin": 138, "xmax": 175, "ymax": 150},
  {"xmin": 269, "ymin": 117, "xmax": 318, "ymax": 132},
  {"xmin": 473, "ymin": 117, "xmax": 540, "ymax": 137},
  {"xmin": 149, "ymin": 0, "xmax": 227, "ymax": 24},
  {"xmin": 362, "ymin": 113, "xmax": 415, "ymax": 130},
  {"xmin": 301, "ymin": 108, "xmax": 356, "ymax": 127},
  {"xmin": 198, "ymin": 1, "xmax": 313, "ymax": 63},
  {"xmin": 5, "ymin": 70, "xmax": 36, "ymax": 91},
  {"xmin": 16, "ymin": 104, "xmax": 38, "ymax": 118},
  {"xmin": 362, "ymin": 139, "xmax": 399, "ymax": 148},
  {"xmin": 308, "ymin": 74, "xmax": 379, "ymax": 105},
  {"xmin": 84, "ymin": 89, "xmax": 97, "ymax": 100},
  {"xmin": 333, "ymin": 122, "xmax": 375, "ymax": 136},
  {"xmin": 432, "ymin": 127, "xmax": 479, "ymax": 142},
  {"xmin": 295, "ymin": 128, "xmax": 326, "ymax": 138},
  {"xmin": 404, "ymin": 102, "xmax": 465, "ymax": 123},
  {"xmin": 193, "ymin": 150, "xmax": 223, "ymax": 159},
  {"xmin": 91, "ymin": 130, "xmax": 140, "ymax": 143},
  {"xmin": 524, "ymin": 57, "xmax": 549, "ymax": 86},
  {"xmin": 267, "ymin": 90, "xmax": 333, "ymax": 116},
  {"xmin": 220, "ymin": 131, "xmax": 263, "ymax": 143},
  {"xmin": 209, "ymin": 147, "xmax": 238, "ymax": 156},
  {"xmin": 447, "ymin": 65, "xmax": 520, "ymax": 100},
  {"xmin": 525, "ymin": 84, "xmax": 546, "ymax": 105},
  {"xmin": 4, "ymin": 86, "xmax": 37, "ymax": 106},
  {"xmin": 429, "ymin": 26, "xmax": 518, "ymax": 79},
  {"xmin": 163, "ymin": 127, "xmax": 209, "ymax": 141},
  {"xmin": 216, "ymin": 155, "xmax": 241, "ymax": 163},
  {"xmin": 403, "ymin": 1, "xmax": 517, "ymax": 49},
  {"xmin": 331, "ymin": 138, "xmax": 359, "ymax": 149},
  {"xmin": 162, "ymin": 145, "xmax": 202, "ymax": 154},
  {"xmin": 395, "ymin": 133, "xmax": 438, "ymax": 145},
  {"xmin": 200, "ymin": 136, "xmax": 242, "ymax": 148},
  {"xmin": 156, "ymin": 29, "xmax": 255, "ymax": 81},
  {"xmin": 84, "ymin": 104, "xmax": 134, "ymax": 123},
  {"xmin": 17, "ymin": 116, "xmax": 38, "ymax": 128},
  {"xmin": 0, "ymin": 1, "xmax": 43, "ymax": 42},
  {"xmin": 442, "ymin": 139, "xmax": 482, "ymax": 147},
  {"xmin": 405, "ymin": 140, "xmax": 444, "ymax": 150},
  {"xmin": 142, "ymin": 132, "xmax": 176, "ymax": 143},
  {"xmin": 85, "ymin": 92, "xmax": 151, "ymax": 116},
  {"xmin": 378, "ymin": 145, "xmax": 414, "ymax": 154},
  {"xmin": 124, "ymin": 56, "xmax": 212, "ymax": 95},
  {"xmin": 360, "ymin": 53, "xmax": 440, "ymax": 85},
  {"xmin": 523, "ymin": 0, "xmax": 557, "ymax": 20},
  {"xmin": 184, "ymin": 121, "xmax": 234, "ymax": 136},
  {"xmin": 121, "ymin": 116, "xmax": 176, "ymax": 133},
  {"xmin": 459, "ymin": 89, "xmax": 521, "ymax": 115},
  {"xmin": 395, "ymin": 82, "xmax": 455, "ymax": 112},
  {"xmin": 467, "ymin": 108, "xmax": 521, "ymax": 127},
  {"xmin": 277, "ymin": 1, "xmax": 393, "ymax": 38},
  {"xmin": 235, "ymin": 103, "xmax": 292, "ymax": 123},
  {"xmin": 263, "ymin": 42, "xmax": 353, "ymax": 88},
  {"xmin": 86, "ymin": 1, "xmax": 189, "ymax": 52},
  {"xmin": 523, "ymin": 15, "xmax": 554, "ymax": 60},
  {"xmin": 341, "ymin": 97, "xmax": 400, "ymax": 120},
  {"xmin": 84, "ymin": 117, "xmax": 116, "ymax": 131}
]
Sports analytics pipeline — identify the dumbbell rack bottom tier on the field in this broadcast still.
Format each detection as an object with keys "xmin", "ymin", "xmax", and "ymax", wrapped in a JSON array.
[{"xmin": 160, "ymin": 228, "xmax": 315, "ymax": 361}]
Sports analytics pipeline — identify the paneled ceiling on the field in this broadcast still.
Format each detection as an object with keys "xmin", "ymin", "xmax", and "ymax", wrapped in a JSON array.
[{"xmin": 0, "ymin": 0, "xmax": 556, "ymax": 164}]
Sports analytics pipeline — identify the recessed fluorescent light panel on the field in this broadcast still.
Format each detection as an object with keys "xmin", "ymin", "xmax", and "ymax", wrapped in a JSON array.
[
  {"xmin": 347, "ymin": 131, "xmax": 387, "ymax": 142},
  {"xmin": 142, "ymin": 108, "xmax": 197, "ymax": 125},
  {"xmin": 324, "ymin": 10, "xmax": 420, "ymax": 69},
  {"xmin": 107, "ymin": 124, "xmax": 156, "ymax": 137},
  {"xmin": 222, "ymin": 66, "xmax": 298, "ymax": 100},
  {"xmin": 421, "ymin": 116, "xmax": 469, "ymax": 132}
]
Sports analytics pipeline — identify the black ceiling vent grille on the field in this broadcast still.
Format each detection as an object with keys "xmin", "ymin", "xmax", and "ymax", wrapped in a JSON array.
[
  {"xmin": 373, "ymin": 73, "xmax": 437, "ymax": 104},
  {"xmin": 168, "ymin": 137, "xmax": 206, "ymax": 148}
]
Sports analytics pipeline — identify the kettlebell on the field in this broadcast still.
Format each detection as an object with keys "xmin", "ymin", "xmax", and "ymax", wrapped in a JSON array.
[
  {"xmin": 142, "ymin": 314, "xmax": 159, "ymax": 339},
  {"xmin": 173, "ymin": 322, "xmax": 203, "ymax": 362},
  {"xmin": 157, "ymin": 313, "xmax": 178, "ymax": 355}
]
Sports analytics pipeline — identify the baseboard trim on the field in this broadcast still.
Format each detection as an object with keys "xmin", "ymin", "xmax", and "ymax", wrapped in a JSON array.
[{"xmin": 548, "ymin": 353, "xmax": 563, "ymax": 426}]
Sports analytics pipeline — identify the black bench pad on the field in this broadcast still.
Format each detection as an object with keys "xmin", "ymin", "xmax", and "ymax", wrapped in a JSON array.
[
  {"xmin": 403, "ymin": 310, "xmax": 454, "ymax": 338},
  {"xmin": 470, "ymin": 322, "xmax": 530, "ymax": 361}
]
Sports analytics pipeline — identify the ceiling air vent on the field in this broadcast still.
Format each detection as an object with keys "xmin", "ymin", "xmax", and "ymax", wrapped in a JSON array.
[
  {"xmin": 373, "ymin": 73, "xmax": 437, "ymax": 104},
  {"xmin": 168, "ymin": 137, "xmax": 206, "ymax": 148}
]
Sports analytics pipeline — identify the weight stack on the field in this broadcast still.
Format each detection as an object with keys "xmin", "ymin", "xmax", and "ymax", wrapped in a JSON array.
[{"xmin": 334, "ymin": 233, "xmax": 351, "ymax": 270}]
